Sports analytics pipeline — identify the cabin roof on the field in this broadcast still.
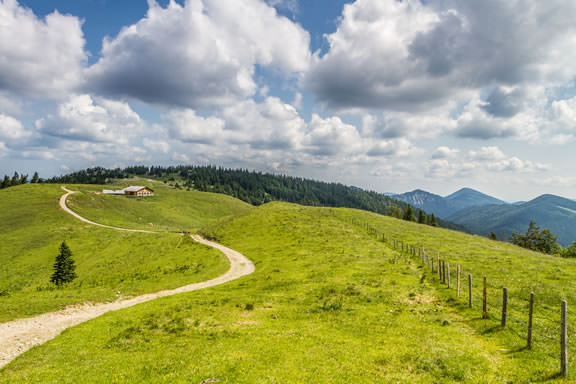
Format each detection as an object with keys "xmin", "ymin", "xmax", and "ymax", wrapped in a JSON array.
[{"xmin": 123, "ymin": 186, "xmax": 154, "ymax": 192}]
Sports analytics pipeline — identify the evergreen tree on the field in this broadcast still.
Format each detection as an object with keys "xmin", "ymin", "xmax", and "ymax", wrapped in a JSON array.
[
  {"xmin": 403, "ymin": 206, "xmax": 415, "ymax": 222},
  {"xmin": 417, "ymin": 210, "xmax": 426, "ymax": 224},
  {"xmin": 20, "ymin": 174, "xmax": 28, "ymax": 184},
  {"xmin": 562, "ymin": 242, "xmax": 576, "ymax": 258},
  {"xmin": 428, "ymin": 214, "xmax": 438, "ymax": 227},
  {"xmin": 10, "ymin": 171, "xmax": 19, "ymax": 186},
  {"xmin": 31, "ymin": 172, "xmax": 39, "ymax": 183},
  {"xmin": 510, "ymin": 221, "xmax": 560, "ymax": 254},
  {"xmin": 489, "ymin": 232, "xmax": 498, "ymax": 240},
  {"xmin": 50, "ymin": 241, "xmax": 77, "ymax": 286},
  {"xmin": 1, "ymin": 175, "xmax": 9, "ymax": 189}
]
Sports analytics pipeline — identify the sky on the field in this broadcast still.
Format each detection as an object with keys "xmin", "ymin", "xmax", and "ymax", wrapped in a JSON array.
[{"xmin": 1, "ymin": 0, "xmax": 575, "ymax": 202}]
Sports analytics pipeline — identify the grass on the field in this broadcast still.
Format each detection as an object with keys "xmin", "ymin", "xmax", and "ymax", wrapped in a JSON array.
[
  {"xmin": 3, "ymin": 202, "xmax": 567, "ymax": 383},
  {"xmin": 65, "ymin": 178, "xmax": 253, "ymax": 232},
  {"xmin": 0, "ymin": 183, "xmax": 234, "ymax": 322}
]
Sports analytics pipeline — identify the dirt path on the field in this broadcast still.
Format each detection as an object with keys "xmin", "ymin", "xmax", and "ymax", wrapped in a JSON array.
[{"xmin": 0, "ymin": 188, "xmax": 254, "ymax": 369}]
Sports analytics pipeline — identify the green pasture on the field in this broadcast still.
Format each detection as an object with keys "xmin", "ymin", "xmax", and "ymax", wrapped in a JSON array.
[{"xmin": 2, "ymin": 202, "xmax": 568, "ymax": 383}]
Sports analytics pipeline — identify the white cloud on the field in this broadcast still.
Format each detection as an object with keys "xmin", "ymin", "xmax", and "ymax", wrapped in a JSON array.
[
  {"xmin": 0, "ymin": 0, "xmax": 86, "ymax": 98},
  {"xmin": 0, "ymin": 114, "xmax": 31, "ymax": 142},
  {"xmin": 306, "ymin": 0, "xmax": 576, "ymax": 117},
  {"xmin": 432, "ymin": 146, "xmax": 460, "ymax": 159},
  {"xmin": 142, "ymin": 138, "xmax": 171, "ymax": 153},
  {"xmin": 468, "ymin": 146, "xmax": 506, "ymax": 161},
  {"xmin": 35, "ymin": 94, "xmax": 144, "ymax": 143},
  {"xmin": 165, "ymin": 109, "xmax": 226, "ymax": 144},
  {"xmin": 86, "ymin": 0, "xmax": 310, "ymax": 108},
  {"xmin": 304, "ymin": 114, "xmax": 362, "ymax": 156}
]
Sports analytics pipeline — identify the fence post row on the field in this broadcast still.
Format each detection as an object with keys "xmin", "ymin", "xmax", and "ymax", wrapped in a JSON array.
[{"xmin": 352, "ymin": 220, "xmax": 571, "ymax": 379}]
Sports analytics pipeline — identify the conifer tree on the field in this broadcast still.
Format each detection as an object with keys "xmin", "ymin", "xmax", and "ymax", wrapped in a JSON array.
[
  {"xmin": 403, "ymin": 206, "xmax": 415, "ymax": 222},
  {"xmin": 31, "ymin": 172, "xmax": 39, "ymax": 183},
  {"xmin": 10, "ymin": 171, "xmax": 19, "ymax": 186},
  {"xmin": 1, "ymin": 175, "xmax": 9, "ymax": 189},
  {"xmin": 428, "ymin": 214, "xmax": 438, "ymax": 227},
  {"xmin": 418, "ymin": 210, "xmax": 426, "ymax": 224},
  {"xmin": 51, "ymin": 241, "xmax": 77, "ymax": 286}
]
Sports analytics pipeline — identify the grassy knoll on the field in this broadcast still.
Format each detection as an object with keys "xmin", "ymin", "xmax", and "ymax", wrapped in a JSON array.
[
  {"xmin": 0, "ymin": 184, "xmax": 231, "ymax": 322},
  {"xmin": 2, "ymin": 202, "xmax": 562, "ymax": 383},
  {"xmin": 65, "ymin": 178, "xmax": 253, "ymax": 232}
]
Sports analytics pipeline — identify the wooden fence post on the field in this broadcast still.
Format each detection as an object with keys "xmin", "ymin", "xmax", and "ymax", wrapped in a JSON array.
[
  {"xmin": 431, "ymin": 258, "xmax": 434, "ymax": 273},
  {"xmin": 561, "ymin": 300, "xmax": 568, "ymax": 378},
  {"xmin": 501, "ymin": 287, "xmax": 508, "ymax": 327},
  {"xmin": 527, "ymin": 292, "xmax": 534, "ymax": 349},
  {"xmin": 457, "ymin": 265, "xmax": 461, "ymax": 298},
  {"xmin": 447, "ymin": 263, "xmax": 451, "ymax": 288},
  {"xmin": 442, "ymin": 261, "xmax": 446, "ymax": 284},
  {"xmin": 468, "ymin": 274, "xmax": 472, "ymax": 308},
  {"xmin": 482, "ymin": 277, "xmax": 487, "ymax": 319},
  {"xmin": 437, "ymin": 253, "xmax": 441, "ymax": 276}
]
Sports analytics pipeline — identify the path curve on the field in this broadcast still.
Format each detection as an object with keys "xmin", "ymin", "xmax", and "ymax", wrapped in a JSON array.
[{"xmin": 0, "ymin": 187, "xmax": 254, "ymax": 369}]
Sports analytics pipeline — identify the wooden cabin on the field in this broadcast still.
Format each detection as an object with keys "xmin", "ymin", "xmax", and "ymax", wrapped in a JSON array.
[
  {"xmin": 102, "ymin": 186, "xmax": 154, "ymax": 197},
  {"xmin": 123, "ymin": 186, "xmax": 154, "ymax": 197}
]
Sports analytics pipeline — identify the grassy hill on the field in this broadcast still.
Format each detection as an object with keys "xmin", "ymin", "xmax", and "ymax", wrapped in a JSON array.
[
  {"xmin": 66, "ymin": 178, "xmax": 253, "ymax": 231},
  {"xmin": 0, "ymin": 183, "xmax": 250, "ymax": 322},
  {"xmin": 2, "ymin": 201, "xmax": 573, "ymax": 382},
  {"xmin": 447, "ymin": 194, "xmax": 576, "ymax": 245}
]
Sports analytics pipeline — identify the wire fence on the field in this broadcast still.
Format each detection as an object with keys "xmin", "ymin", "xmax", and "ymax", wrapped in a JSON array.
[{"xmin": 335, "ymin": 213, "xmax": 572, "ymax": 378}]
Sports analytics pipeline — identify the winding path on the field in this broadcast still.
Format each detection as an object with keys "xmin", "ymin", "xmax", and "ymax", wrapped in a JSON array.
[{"xmin": 0, "ymin": 187, "xmax": 254, "ymax": 369}]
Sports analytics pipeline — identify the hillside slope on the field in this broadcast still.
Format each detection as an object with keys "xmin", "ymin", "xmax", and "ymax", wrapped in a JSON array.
[
  {"xmin": 447, "ymin": 194, "xmax": 576, "ymax": 245},
  {"xmin": 66, "ymin": 178, "xmax": 253, "ymax": 231},
  {"xmin": 0, "ymin": 183, "xmax": 250, "ymax": 322},
  {"xmin": 46, "ymin": 166, "xmax": 462, "ymax": 231},
  {"xmin": 2, "ymin": 203, "xmax": 573, "ymax": 382}
]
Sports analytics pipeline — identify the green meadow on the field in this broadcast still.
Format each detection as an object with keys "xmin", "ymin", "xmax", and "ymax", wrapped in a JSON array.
[
  {"xmin": 2, "ymin": 200, "xmax": 572, "ymax": 383},
  {"xmin": 0, "ymin": 183, "xmax": 240, "ymax": 322},
  {"xmin": 66, "ymin": 179, "xmax": 253, "ymax": 232}
]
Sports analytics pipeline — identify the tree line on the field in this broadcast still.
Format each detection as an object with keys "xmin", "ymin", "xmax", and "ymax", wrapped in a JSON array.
[
  {"xmin": 46, "ymin": 165, "xmax": 458, "ymax": 230},
  {"xmin": 506, "ymin": 220, "xmax": 576, "ymax": 258},
  {"xmin": 1, "ymin": 171, "xmax": 41, "ymax": 190}
]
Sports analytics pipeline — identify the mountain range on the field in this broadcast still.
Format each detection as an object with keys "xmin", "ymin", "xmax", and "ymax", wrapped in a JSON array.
[{"xmin": 393, "ymin": 188, "xmax": 576, "ymax": 246}]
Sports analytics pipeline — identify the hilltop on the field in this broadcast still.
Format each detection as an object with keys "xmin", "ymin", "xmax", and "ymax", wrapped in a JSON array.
[{"xmin": 45, "ymin": 165, "xmax": 462, "ymax": 231}]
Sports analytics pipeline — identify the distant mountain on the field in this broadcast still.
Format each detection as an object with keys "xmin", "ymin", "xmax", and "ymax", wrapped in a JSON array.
[
  {"xmin": 394, "ymin": 187, "xmax": 507, "ymax": 219},
  {"xmin": 447, "ymin": 194, "xmax": 576, "ymax": 246},
  {"xmin": 394, "ymin": 189, "xmax": 453, "ymax": 218}
]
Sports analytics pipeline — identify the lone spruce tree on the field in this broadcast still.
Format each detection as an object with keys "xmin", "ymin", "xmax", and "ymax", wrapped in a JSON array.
[{"xmin": 51, "ymin": 241, "xmax": 77, "ymax": 286}]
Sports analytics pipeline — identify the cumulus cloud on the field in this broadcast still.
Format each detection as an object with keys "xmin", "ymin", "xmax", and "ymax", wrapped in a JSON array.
[
  {"xmin": 0, "ymin": 0, "xmax": 86, "ymax": 98},
  {"xmin": 304, "ymin": 115, "xmax": 362, "ymax": 156},
  {"xmin": 432, "ymin": 146, "xmax": 460, "ymax": 159},
  {"xmin": 35, "ymin": 94, "xmax": 144, "ymax": 143},
  {"xmin": 426, "ymin": 145, "xmax": 547, "ymax": 179},
  {"xmin": 306, "ymin": 0, "xmax": 576, "ymax": 115},
  {"xmin": 0, "ymin": 114, "xmax": 31, "ymax": 143},
  {"xmin": 86, "ymin": 0, "xmax": 310, "ymax": 108}
]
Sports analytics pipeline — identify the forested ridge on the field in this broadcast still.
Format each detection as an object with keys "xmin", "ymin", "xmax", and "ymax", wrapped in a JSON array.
[{"xmin": 46, "ymin": 165, "xmax": 463, "ymax": 230}]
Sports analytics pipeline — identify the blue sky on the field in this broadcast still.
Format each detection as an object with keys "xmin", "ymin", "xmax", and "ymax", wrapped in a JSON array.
[{"xmin": 1, "ymin": 0, "xmax": 575, "ymax": 201}]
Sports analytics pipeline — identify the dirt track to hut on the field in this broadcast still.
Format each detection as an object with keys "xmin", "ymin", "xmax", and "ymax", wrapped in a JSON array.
[{"xmin": 0, "ymin": 187, "xmax": 255, "ymax": 369}]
